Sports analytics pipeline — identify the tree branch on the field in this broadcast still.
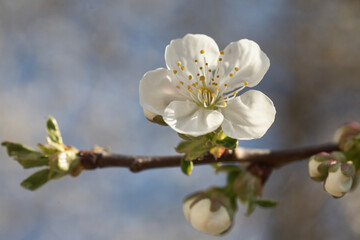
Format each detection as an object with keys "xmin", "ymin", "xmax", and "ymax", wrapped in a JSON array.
[{"xmin": 79, "ymin": 143, "xmax": 339, "ymax": 173}]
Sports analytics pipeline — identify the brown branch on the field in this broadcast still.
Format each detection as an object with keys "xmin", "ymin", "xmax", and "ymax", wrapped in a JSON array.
[{"xmin": 79, "ymin": 143, "xmax": 339, "ymax": 173}]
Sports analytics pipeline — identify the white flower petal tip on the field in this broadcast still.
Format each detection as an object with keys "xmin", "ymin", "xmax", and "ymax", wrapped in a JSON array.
[
  {"xmin": 324, "ymin": 163, "xmax": 355, "ymax": 198},
  {"xmin": 185, "ymin": 198, "xmax": 232, "ymax": 235},
  {"xmin": 139, "ymin": 34, "xmax": 275, "ymax": 139}
]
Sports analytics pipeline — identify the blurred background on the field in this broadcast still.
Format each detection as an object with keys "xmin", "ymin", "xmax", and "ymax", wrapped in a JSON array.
[{"xmin": 0, "ymin": 0, "xmax": 359, "ymax": 239}]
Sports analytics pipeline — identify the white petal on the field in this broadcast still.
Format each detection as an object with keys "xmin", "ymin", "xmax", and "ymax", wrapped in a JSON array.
[
  {"xmin": 165, "ymin": 34, "xmax": 220, "ymax": 77},
  {"xmin": 221, "ymin": 90, "xmax": 276, "ymax": 140},
  {"xmin": 163, "ymin": 100, "xmax": 223, "ymax": 136},
  {"xmin": 139, "ymin": 68, "xmax": 186, "ymax": 115},
  {"xmin": 218, "ymin": 39, "xmax": 270, "ymax": 90},
  {"xmin": 189, "ymin": 199, "xmax": 231, "ymax": 235},
  {"xmin": 308, "ymin": 159, "xmax": 322, "ymax": 178}
]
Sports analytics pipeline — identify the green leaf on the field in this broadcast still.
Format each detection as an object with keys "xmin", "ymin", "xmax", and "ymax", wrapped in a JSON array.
[
  {"xmin": 255, "ymin": 199, "xmax": 278, "ymax": 208},
  {"xmin": 246, "ymin": 199, "xmax": 256, "ymax": 216},
  {"xmin": 2, "ymin": 141, "xmax": 48, "ymax": 168},
  {"xmin": 216, "ymin": 137, "xmax": 238, "ymax": 150},
  {"xmin": 175, "ymin": 136, "xmax": 214, "ymax": 160},
  {"xmin": 37, "ymin": 144, "xmax": 59, "ymax": 155},
  {"xmin": 21, "ymin": 169, "xmax": 51, "ymax": 191},
  {"xmin": 181, "ymin": 157, "xmax": 193, "ymax": 176},
  {"xmin": 47, "ymin": 116, "xmax": 63, "ymax": 144}
]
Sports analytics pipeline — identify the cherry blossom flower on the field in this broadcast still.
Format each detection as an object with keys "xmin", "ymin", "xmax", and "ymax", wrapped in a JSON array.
[{"xmin": 139, "ymin": 34, "xmax": 276, "ymax": 139}]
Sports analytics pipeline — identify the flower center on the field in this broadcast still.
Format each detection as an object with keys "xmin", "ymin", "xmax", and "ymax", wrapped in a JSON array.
[{"xmin": 173, "ymin": 49, "xmax": 248, "ymax": 109}]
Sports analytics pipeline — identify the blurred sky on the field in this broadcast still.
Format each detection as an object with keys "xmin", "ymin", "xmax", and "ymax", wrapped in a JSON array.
[{"xmin": 0, "ymin": 0, "xmax": 360, "ymax": 239}]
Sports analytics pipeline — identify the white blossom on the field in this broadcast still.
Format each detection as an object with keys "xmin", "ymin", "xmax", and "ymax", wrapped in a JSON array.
[{"xmin": 139, "ymin": 34, "xmax": 276, "ymax": 139}]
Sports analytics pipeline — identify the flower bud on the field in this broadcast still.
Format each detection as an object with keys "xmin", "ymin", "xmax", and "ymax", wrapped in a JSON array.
[
  {"xmin": 143, "ymin": 108, "xmax": 167, "ymax": 126},
  {"xmin": 308, "ymin": 152, "xmax": 333, "ymax": 181},
  {"xmin": 334, "ymin": 122, "xmax": 360, "ymax": 143},
  {"xmin": 183, "ymin": 191, "xmax": 233, "ymax": 235},
  {"xmin": 324, "ymin": 162, "xmax": 355, "ymax": 198}
]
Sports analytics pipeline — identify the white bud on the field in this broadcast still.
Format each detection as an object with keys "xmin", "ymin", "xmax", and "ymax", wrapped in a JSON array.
[
  {"xmin": 143, "ymin": 108, "xmax": 157, "ymax": 121},
  {"xmin": 188, "ymin": 199, "xmax": 231, "ymax": 235},
  {"xmin": 308, "ymin": 158, "xmax": 323, "ymax": 178},
  {"xmin": 324, "ymin": 165, "xmax": 353, "ymax": 197},
  {"xmin": 183, "ymin": 197, "xmax": 195, "ymax": 222}
]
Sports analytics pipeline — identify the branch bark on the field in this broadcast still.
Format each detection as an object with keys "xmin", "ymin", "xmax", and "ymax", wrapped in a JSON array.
[{"xmin": 79, "ymin": 143, "xmax": 339, "ymax": 173}]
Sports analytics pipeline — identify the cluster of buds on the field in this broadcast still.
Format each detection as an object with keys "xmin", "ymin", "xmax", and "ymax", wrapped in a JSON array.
[
  {"xmin": 309, "ymin": 152, "xmax": 355, "ymax": 197},
  {"xmin": 182, "ymin": 189, "xmax": 235, "ymax": 235},
  {"xmin": 309, "ymin": 122, "xmax": 360, "ymax": 198}
]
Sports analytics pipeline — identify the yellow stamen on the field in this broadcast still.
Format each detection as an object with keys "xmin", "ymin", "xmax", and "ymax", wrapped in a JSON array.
[
  {"xmin": 229, "ymin": 73, "xmax": 234, "ymax": 77},
  {"xmin": 199, "ymin": 75, "xmax": 205, "ymax": 81},
  {"xmin": 194, "ymin": 59, "xmax": 198, "ymax": 63},
  {"xmin": 215, "ymin": 87, "xmax": 219, "ymax": 91},
  {"xmin": 224, "ymin": 83, "xmax": 228, "ymax": 87},
  {"xmin": 202, "ymin": 98, "xmax": 206, "ymax": 102},
  {"xmin": 234, "ymin": 67, "xmax": 239, "ymax": 71},
  {"xmin": 205, "ymin": 63, "xmax": 208, "ymax": 66},
  {"xmin": 216, "ymin": 75, "xmax": 220, "ymax": 78},
  {"xmin": 188, "ymin": 89, "xmax": 193, "ymax": 93},
  {"xmin": 220, "ymin": 50, "xmax": 224, "ymax": 55},
  {"xmin": 176, "ymin": 85, "xmax": 180, "ymax": 89},
  {"xmin": 188, "ymin": 75, "xmax": 192, "ymax": 80},
  {"xmin": 208, "ymin": 69, "xmax": 211, "ymax": 72},
  {"xmin": 197, "ymin": 89, "xmax": 202, "ymax": 94},
  {"xmin": 222, "ymin": 102, "xmax": 227, "ymax": 107},
  {"xmin": 200, "ymin": 67, "xmax": 203, "ymax": 70},
  {"xmin": 218, "ymin": 58, "xmax": 222, "ymax": 61},
  {"xmin": 203, "ymin": 89, "xmax": 208, "ymax": 94},
  {"xmin": 173, "ymin": 70, "xmax": 177, "ymax": 74},
  {"xmin": 187, "ymin": 85, "xmax": 191, "ymax": 90},
  {"xmin": 181, "ymin": 66, "xmax": 185, "ymax": 71},
  {"xmin": 233, "ymin": 91, "xmax": 238, "ymax": 95},
  {"xmin": 200, "ymin": 49, "xmax": 205, "ymax": 54},
  {"xmin": 211, "ymin": 93, "xmax": 216, "ymax": 98},
  {"xmin": 244, "ymin": 81, "xmax": 248, "ymax": 86},
  {"xmin": 180, "ymin": 81, "xmax": 184, "ymax": 85},
  {"xmin": 177, "ymin": 61, "xmax": 181, "ymax": 66},
  {"xmin": 197, "ymin": 73, "xmax": 200, "ymax": 76}
]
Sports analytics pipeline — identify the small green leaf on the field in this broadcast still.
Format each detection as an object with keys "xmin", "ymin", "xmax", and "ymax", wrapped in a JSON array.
[
  {"xmin": 21, "ymin": 169, "xmax": 51, "ymax": 191},
  {"xmin": 175, "ymin": 136, "xmax": 214, "ymax": 161},
  {"xmin": 2, "ymin": 141, "xmax": 48, "ymax": 168},
  {"xmin": 181, "ymin": 157, "xmax": 193, "ymax": 176},
  {"xmin": 246, "ymin": 199, "xmax": 256, "ymax": 216},
  {"xmin": 216, "ymin": 137, "xmax": 238, "ymax": 150},
  {"xmin": 37, "ymin": 144, "xmax": 58, "ymax": 155},
  {"xmin": 255, "ymin": 199, "xmax": 278, "ymax": 208},
  {"xmin": 47, "ymin": 116, "xmax": 63, "ymax": 144}
]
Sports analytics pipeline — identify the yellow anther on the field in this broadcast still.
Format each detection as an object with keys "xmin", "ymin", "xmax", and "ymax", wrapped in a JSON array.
[
  {"xmin": 180, "ymin": 81, "xmax": 184, "ymax": 85},
  {"xmin": 176, "ymin": 85, "xmax": 180, "ymax": 89},
  {"xmin": 177, "ymin": 61, "xmax": 181, "ymax": 66},
  {"xmin": 197, "ymin": 73, "xmax": 200, "ymax": 76},
  {"xmin": 197, "ymin": 89, "xmax": 202, "ymax": 94},
  {"xmin": 224, "ymin": 83, "xmax": 228, "ymax": 87},
  {"xmin": 203, "ymin": 89, "xmax": 208, "ymax": 94},
  {"xmin": 199, "ymin": 75, "xmax": 205, "ymax": 81},
  {"xmin": 234, "ymin": 67, "xmax": 239, "ymax": 71},
  {"xmin": 215, "ymin": 87, "xmax": 219, "ymax": 91},
  {"xmin": 220, "ymin": 50, "xmax": 224, "ymax": 55},
  {"xmin": 200, "ymin": 67, "xmax": 203, "ymax": 70},
  {"xmin": 199, "ymin": 86, "xmax": 203, "ymax": 90},
  {"xmin": 222, "ymin": 102, "xmax": 227, "ymax": 107},
  {"xmin": 181, "ymin": 66, "xmax": 185, "ymax": 71},
  {"xmin": 194, "ymin": 59, "xmax": 198, "ymax": 63},
  {"xmin": 212, "ymin": 82, "xmax": 216, "ymax": 85},
  {"xmin": 216, "ymin": 75, "xmax": 220, "ymax": 78},
  {"xmin": 173, "ymin": 70, "xmax": 177, "ymax": 74},
  {"xmin": 215, "ymin": 83, "xmax": 218, "ymax": 86},
  {"xmin": 244, "ymin": 81, "xmax": 248, "ymax": 86},
  {"xmin": 208, "ymin": 69, "xmax": 212, "ymax": 72},
  {"xmin": 205, "ymin": 63, "xmax": 208, "ymax": 66},
  {"xmin": 187, "ymin": 85, "xmax": 191, "ymax": 90},
  {"xmin": 188, "ymin": 89, "xmax": 193, "ymax": 93},
  {"xmin": 188, "ymin": 75, "xmax": 192, "ymax": 80},
  {"xmin": 192, "ymin": 83, "xmax": 196, "ymax": 87},
  {"xmin": 229, "ymin": 73, "xmax": 234, "ymax": 77},
  {"xmin": 211, "ymin": 93, "xmax": 216, "ymax": 98},
  {"xmin": 211, "ymin": 78, "xmax": 214, "ymax": 81},
  {"xmin": 202, "ymin": 98, "xmax": 206, "ymax": 102},
  {"xmin": 233, "ymin": 91, "xmax": 238, "ymax": 95},
  {"xmin": 218, "ymin": 58, "xmax": 222, "ymax": 61},
  {"xmin": 200, "ymin": 49, "xmax": 205, "ymax": 54}
]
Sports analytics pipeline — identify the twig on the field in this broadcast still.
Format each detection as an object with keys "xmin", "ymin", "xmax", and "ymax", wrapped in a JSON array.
[{"xmin": 79, "ymin": 143, "xmax": 339, "ymax": 173}]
